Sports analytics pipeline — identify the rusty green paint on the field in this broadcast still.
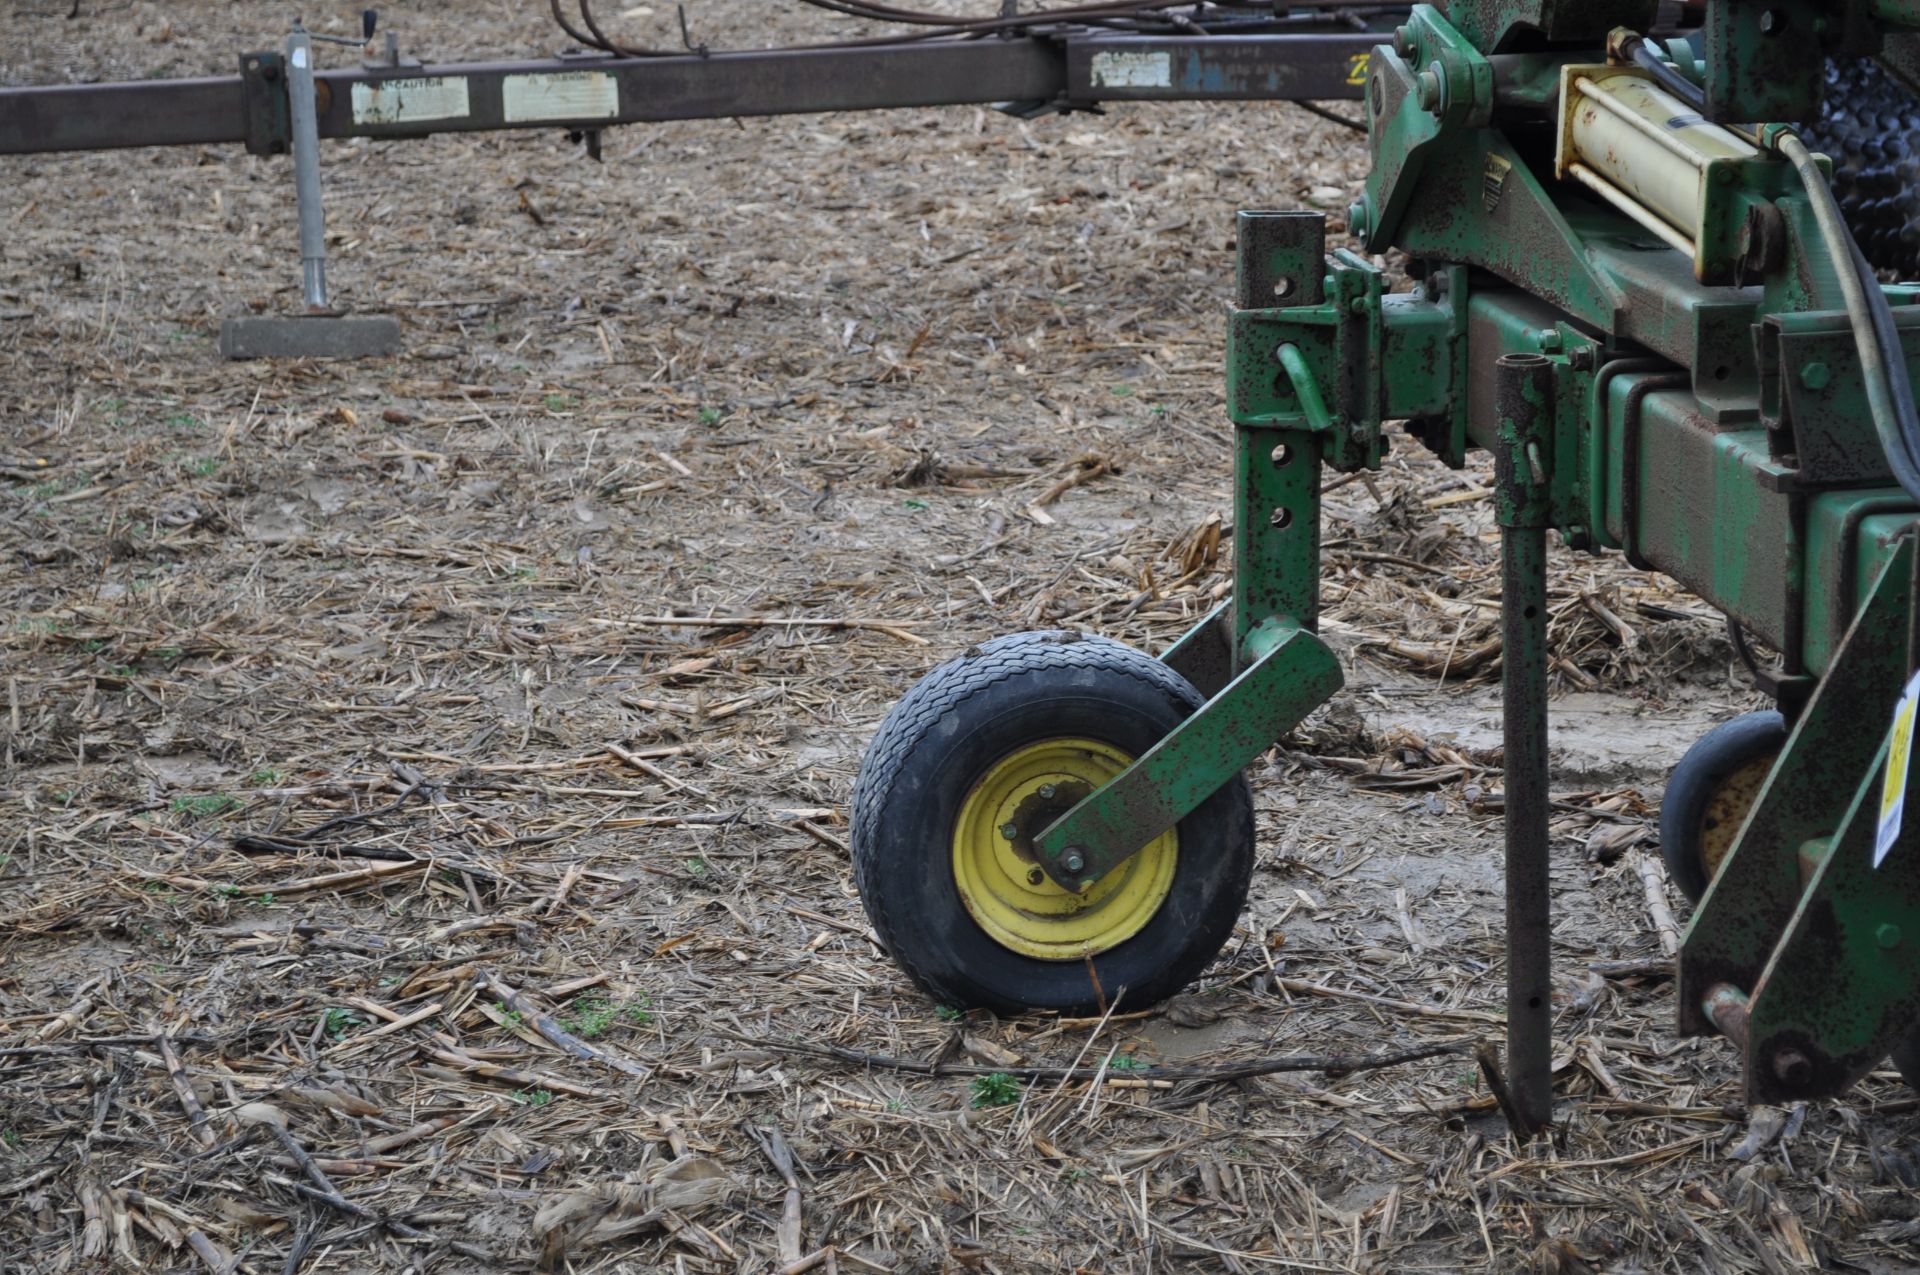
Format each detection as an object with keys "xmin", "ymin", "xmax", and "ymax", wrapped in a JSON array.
[
  {"xmin": 1493, "ymin": 352, "xmax": 1554, "ymax": 528},
  {"xmin": 1442, "ymin": 0, "xmax": 1655, "ymax": 49},
  {"xmin": 1802, "ymin": 495, "xmax": 1919, "ymax": 675},
  {"xmin": 1031, "ymin": 621, "xmax": 1343, "ymax": 889},
  {"xmin": 1742, "ymin": 721, "xmax": 1920, "ymax": 1104},
  {"xmin": 1160, "ymin": 602, "xmax": 1235, "ymax": 699},
  {"xmin": 1229, "ymin": 252, "xmax": 1466, "ymax": 473},
  {"xmin": 1679, "ymin": 539, "xmax": 1916, "ymax": 1038},
  {"xmin": 1233, "ymin": 428, "xmax": 1323, "ymax": 651},
  {"xmin": 1359, "ymin": 7, "xmax": 1492, "ymax": 255},
  {"xmin": 1702, "ymin": 0, "xmax": 1830, "ymax": 124}
]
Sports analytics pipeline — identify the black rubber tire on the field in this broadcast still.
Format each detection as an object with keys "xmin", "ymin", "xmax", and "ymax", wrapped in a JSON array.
[
  {"xmin": 850, "ymin": 630, "xmax": 1255, "ymax": 1016},
  {"xmin": 1659, "ymin": 710, "xmax": 1788, "ymax": 905},
  {"xmin": 1802, "ymin": 58, "xmax": 1920, "ymax": 278},
  {"xmin": 1893, "ymin": 1034, "xmax": 1920, "ymax": 1095}
]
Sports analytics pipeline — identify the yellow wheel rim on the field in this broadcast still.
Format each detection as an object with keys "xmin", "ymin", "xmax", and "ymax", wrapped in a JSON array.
[
  {"xmin": 1698, "ymin": 752, "xmax": 1777, "ymax": 884},
  {"xmin": 952, "ymin": 737, "xmax": 1178, "ymax": 961}
]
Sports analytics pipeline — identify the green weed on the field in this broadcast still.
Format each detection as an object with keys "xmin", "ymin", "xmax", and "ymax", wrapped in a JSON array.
[
  {"xmin": 970, "ymin": 1072, "xmax": 1021, "ymax": 1108},
  {"xmin": 564, "ymin": 992, "xmax": 652, "ymax": 1038}
]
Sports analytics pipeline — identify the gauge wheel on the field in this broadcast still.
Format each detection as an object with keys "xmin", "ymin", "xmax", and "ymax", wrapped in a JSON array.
[
  {"xmin": 850, "ymin": 630, "xmax": 1255, "ymax": 1016},
  {"xmin": 1659, "ymin": 711, "xmax": 1788, "ymax": 905},
  {"xmin": 1890, "ymin": 1030, "xmax": 1920, "ymax": 1096}
]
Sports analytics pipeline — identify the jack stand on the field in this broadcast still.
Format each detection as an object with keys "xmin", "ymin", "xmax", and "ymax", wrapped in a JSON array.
[{"xmin": 220, "ymin": 23, "xmax": 400, "ymax": 360}]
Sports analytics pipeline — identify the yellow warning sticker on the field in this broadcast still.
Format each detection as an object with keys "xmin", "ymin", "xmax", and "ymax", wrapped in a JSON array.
[{"xmin": 1875, "ymin": 670, "xmax": 1920, "ymax": 867}]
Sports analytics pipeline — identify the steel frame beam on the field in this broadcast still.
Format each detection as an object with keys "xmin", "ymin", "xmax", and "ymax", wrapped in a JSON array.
[{"xmin": 0, "ymin": 33, "xmax": 1374, "ymax": 157}]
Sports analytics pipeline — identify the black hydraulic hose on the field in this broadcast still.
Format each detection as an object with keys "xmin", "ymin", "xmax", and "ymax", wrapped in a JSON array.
[
  {"xmin": 1613, "ymin": 32, "xmax": 1920, "ymax": 502},
  {"xmin": 554, "ymin": 0, "xmax": 1380, "ymax": 56},
  {"xmin": 1852, "ymin": 234, "xmax": 1920, "ymax": 502},
  {"xmin": 548, "ymin": 0, "xmax": 601, "ymax": 51},
  {"xmin": 1779, "ymin": 129, "xmax": 1920, "ymax": 503},
  {"xmin": 1627, "ymin": 37, "xmax": 1706, "ymax": 110}
]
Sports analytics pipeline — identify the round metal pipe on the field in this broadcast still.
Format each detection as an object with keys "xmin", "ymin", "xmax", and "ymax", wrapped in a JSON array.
[{"xmin": 286, "ymin": 28, "xmax": 329, "ymax": 311}]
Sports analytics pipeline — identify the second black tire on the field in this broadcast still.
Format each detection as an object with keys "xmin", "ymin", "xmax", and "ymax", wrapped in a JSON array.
[{"xmin": 1659, "ymin": 710, "xmax": 1788, "ymax": 904}]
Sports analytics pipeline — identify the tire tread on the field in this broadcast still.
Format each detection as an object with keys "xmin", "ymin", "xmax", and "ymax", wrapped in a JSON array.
[{"xmin": 850, "ymin": 631, "xmax": 1230, "ymax": 1005}]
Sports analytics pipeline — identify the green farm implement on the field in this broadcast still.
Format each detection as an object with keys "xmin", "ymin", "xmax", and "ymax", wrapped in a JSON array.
[{"xmin": 852, "ymin": 1, "xmax": 1920, "ymax": 1132}]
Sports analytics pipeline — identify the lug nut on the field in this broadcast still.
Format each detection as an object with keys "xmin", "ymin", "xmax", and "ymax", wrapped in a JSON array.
[
  {"xmin": 1037, "ymin": 784, "xmax": 1056, "ymax": 800},
  {"xmin": 999, "ymin": 822, "xmax": 1020, "ymax": 840},
  {"xmin": 1060, "ymin": 848, "xmax": 1087, "ymax": 875}
]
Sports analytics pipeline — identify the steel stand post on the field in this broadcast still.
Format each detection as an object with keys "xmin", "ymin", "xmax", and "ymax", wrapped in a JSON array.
[
  {"xmin": 1495, "ymin": 351, "xmax": 1555, "ymax": 1138},
  {"xmin": 219, "ymin": 25, "xmax": 401, "ymax": 360},
  {"xmin": 287, "ymin": 26, "xmax": 330, "ymax": 311}
]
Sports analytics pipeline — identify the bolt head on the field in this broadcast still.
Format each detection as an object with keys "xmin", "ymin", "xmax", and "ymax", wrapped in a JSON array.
[
  {"xmin": 1799, "ymin": 361, "xmax": 1832, "ymax": 390},
  {"xmin": 1878, "ymin": 923, "xmax": 1903, "ymax": 950},
  {"xmin": 1037, "ymin": 784, "xmax": 1056, "ymax": 800},
  {"xmin": 1060, "ymin": 849, "xmax": 1087, "ymax": 874},
  {"xmin": 1416, "ymin": 68, "xmax": 1442, "ymax": 112},
  {"xmin": 1347, "ymin": 199, "xmax": 1369, "ymax": 238},
  {"xmin": 1392, "ymin": 25, "xmax": 1414, "ymax": 57},
  {"xmin": 999, "ymin": 822, "xmax": 1020, "ymax": 841}
]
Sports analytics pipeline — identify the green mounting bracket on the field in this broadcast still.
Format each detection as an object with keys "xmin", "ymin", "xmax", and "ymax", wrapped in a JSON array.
[
  {"xmin": 1680, "ymin": 538, "xmax": 1917, "ymax": 1037},
  {"xmin": 1160, "ymin": 601, "xmax": 1235, "ymax": 700},
  {"xmin": 1230, "ymin": 241, "xmax": 1466, "ymax": 476},
  {"xmin": 1740, "ymin": 724, "xmax": 1920, "ymax": 1104},
  {"xmin": 1033, "ymin": 620, "xmax": 1343, "ymax": 891},
  {"xmin": 1357, "ymin": 5, "xmax": 1493, "ymax": 252}
]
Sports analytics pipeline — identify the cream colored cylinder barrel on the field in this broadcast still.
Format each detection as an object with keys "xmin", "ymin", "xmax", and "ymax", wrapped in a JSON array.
[{"xmin": 1565, "ymin": 74, "xmax": 1758, "ymax": 241}]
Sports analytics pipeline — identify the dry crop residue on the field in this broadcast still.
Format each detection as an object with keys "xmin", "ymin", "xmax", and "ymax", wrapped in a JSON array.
[{"xmin": 3, "ymin": 3, "xmax": 1918, "ymax": 1272}]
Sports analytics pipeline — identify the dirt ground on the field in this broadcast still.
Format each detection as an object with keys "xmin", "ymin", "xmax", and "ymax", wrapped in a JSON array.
[{"xmin": 4, "ymin": 4, "xmax": 1919, "ymax": 1272}]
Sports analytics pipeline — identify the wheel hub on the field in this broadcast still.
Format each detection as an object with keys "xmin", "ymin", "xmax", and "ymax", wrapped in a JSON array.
[{"xmin": 951, "ymin": 737, "xmax": 1178, "ymax": 961}]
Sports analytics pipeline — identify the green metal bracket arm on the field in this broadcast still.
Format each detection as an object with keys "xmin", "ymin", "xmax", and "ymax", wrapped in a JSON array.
[
  {"xmin": 1740, "ymin": 724, "xmax": 1920, "ymax": 1104},
  {"xmin": 1033, "ymin": 620, "xmax": 1344, "ymax": 889},
  {"xmin": 1679, "ymin": 538, "xmax": 1917, "ymax": 1037}
]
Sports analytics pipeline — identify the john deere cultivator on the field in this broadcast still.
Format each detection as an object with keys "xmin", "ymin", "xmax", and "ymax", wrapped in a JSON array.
[{"xmin": 852, "ymin": 0, "xmax": 1920, "ymax": 1134}]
